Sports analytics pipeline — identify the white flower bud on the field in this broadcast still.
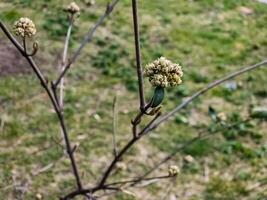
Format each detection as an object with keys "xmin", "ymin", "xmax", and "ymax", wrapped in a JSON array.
[
  {"xmin": 14, "ymin": 17, "xmax": 36, "ymax": 38},
  {"xmin": 217, "ymin": 112, "xmax": 227, "ymax": 121},
  {"xmin": 144, "ymin": 57, "xmax": 183, "ymax": 88},
  {"xmin": 168, "ymin": 165, "xmax": 180, "ymax": 176},
  {"xmin": 67, "ymin": 2, "xmax": 80, "ymax": 14}
]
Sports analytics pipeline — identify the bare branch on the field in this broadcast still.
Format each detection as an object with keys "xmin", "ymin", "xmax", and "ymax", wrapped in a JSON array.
[
  {"xmin": 0, "ymin": 21, "xmax": 83, "ymax": 191},
  {"xmin": 133, "ymin": 118, "xmax": 251, "ymax": 185},
  {"xmin": 138, "ymin": 111, "xmax": 161, "ymax": 137},
  {"xmin": 97, "ymin": 137, "xmax": 137, "ymax": 187},
  {"xmin": 105, "ymin": 175, "xmax": 171, "ymax": 187},
  {"xmin": 144, "ymin": 59, "xmax": 267, "ymax": 133},
  {"xmin": 131, "ymin": 0, "xmax": 145, "ymax": 110},
  {"xmin": 55, "ymin": 0, "xmax": 120, "ymax": 87}
]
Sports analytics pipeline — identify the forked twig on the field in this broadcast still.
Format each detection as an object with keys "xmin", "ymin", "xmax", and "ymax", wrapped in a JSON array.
[
  {"xmin": 55, "ymin": 0, "xmax": 120, "ymax": 87},
  {"xmin": 0, "ymin": 21, "xmax": 83, "ymax": 191}
]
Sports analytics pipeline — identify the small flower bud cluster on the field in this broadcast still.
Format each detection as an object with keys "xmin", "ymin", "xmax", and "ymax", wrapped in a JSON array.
[
  {"xmin": 14, "ymin": 18, "xmax": 36, "ymax": 38},
  {"xmin": 168, "ymin": 165, "xmax": 180, "ymax": 176},
  {"xmin": 217, "ymin": 112, "xmax": 227, "ymax": 121},
  {"xmin": 85, "ymin": 0, "xmax": 95, "ymax": 6},
  {"xmin": 67, "ymin": 2, "xmax": 80, "ymax": 14},
  {"xmin": 144, "ymin": 57, "xmax": 183, "ymax": 88}
]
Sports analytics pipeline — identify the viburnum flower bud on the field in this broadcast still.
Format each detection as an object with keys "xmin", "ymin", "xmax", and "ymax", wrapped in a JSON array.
[
  {"xmin": 66, "ymin": 2, "xmax": 80, "ymax": 14},
  {"xmin": 14, "ymin": 17, "xmax": 36, "ymax": 38},
  {"xmin": 144, "ymin": 57, "xmax": 183, "ymax": 88},
  {"xmin": 217, "ymin": 112, "xmax": 227, "ymax": 121},
  {"xmin": 168, "ymin": 165, "xmax": 180, "ymax": 176},
  {"xmin": 85, "ymin": 0, "xmax": 95, "ymax": 6}
]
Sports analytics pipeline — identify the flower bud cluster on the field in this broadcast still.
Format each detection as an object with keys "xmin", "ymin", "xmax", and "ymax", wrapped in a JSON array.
[
  {"xmin": 168, "ymin": 165, "xmax": 180, "ymax": 176},
  {"xmin": 14, "ymin": 18, "xmax": 36, "ymax": 38},
  {"xmin": 67, "ymin": 2, "xmax": 80, "ymax": 14},
  {"xmin": 144, "ymin": 57, "xmax": 183, "ymax": 88}
]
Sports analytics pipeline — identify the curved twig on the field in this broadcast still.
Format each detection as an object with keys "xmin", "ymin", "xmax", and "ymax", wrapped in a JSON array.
[{"xmin": 22, "ymin": 37, "xmax": 38, "ymax": 56}]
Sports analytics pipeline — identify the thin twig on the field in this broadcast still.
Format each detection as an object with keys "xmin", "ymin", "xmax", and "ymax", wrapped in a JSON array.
[
  {"xmin": 55, "ymin": 0, "xmax": 120, "ymax": 87},
  {"xmin": 112, "ymin": 96, "xmax": 118, "ymax": 157},
  {"xmin": 57, "ymin": 14, "xmax": 74, "ymax": 147},
  {"xmin": 105, "ymin": 175, "xmax": 171, "ymax": 187},
  {"xmin": 98, "ymin": 103, "xmax": 156, "ymax": 188},
  {"xmin": 59, "ymin": 15, "xmax": 74, "ymax": 109},
  {"xmin": 138, "ymin": 111, "xmax": 161, "ymax": 137},
  {"xmin": 51, "ymin": 82, "xmax": 60, "ymax": 107},
  {"xmin": 132, "ymin": 118, "xmax": 251, "ymax": 185},
  {"xmin": 144, "ymin": 59, "xmax": 267, "ymax": 133},
  {"xmin": 0, "ymin": 21, "xmax": 83, "ymax": 191},
  {"xmin": 97, "ymin": 137, "xmax": 138, "ymax": 187},
  {"xmin": 131, "ymin": 103, "xmax": 150, "ymax": 138},
  {"xmin": 131, "ymin": 0, "xmax": 145, "ymax": 110}
]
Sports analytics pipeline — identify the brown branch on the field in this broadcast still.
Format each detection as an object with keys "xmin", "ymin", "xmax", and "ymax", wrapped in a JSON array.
[
  {"xmin": 55, "ymin": 0, "xmax": 120, "ymax": 87},
  {"xmin": 138, "ymin": 111, "xmax": 161, "ymax": 137},
  {"xmin": 0, "ymin": 21, "xmax": 83, "ymax": 191},
  {"xmin": 144, "ymin": 59, "xmax": 267, "ymax": 134},
  {"xmin": 131, "ymin": 0, "xmax": 145, "ymax": 110},
  {"xmin": 132, "ymin": 118, "xmax": 251, "ymax": 185},
  {"xmin": 97, "ymin": 99, "xmax": 161, "ymax": 188},
  {"xmin": 97, "ymin": 137, "xmax": 138, "ymax": 187}
]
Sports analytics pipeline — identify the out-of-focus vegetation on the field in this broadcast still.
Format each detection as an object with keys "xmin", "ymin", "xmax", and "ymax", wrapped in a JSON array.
[{"xmin": 0, "ymin": 0, "xmax": 267, "ymax": 199}]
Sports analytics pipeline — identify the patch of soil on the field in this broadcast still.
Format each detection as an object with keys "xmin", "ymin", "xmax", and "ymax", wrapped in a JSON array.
[{"xmin": 0, "ymin": 38, "xmax": 32, "ymax": 76}]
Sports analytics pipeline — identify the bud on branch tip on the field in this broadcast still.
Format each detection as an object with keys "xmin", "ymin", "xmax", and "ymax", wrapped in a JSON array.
[
  {"xmin": 66, "ymin": 2, "xmax": 80, "ymax": 14},
  {"xmin": 144, "ymin": 57, "xmax": 183, "ymax": 88},
  {"xmin": 168, "ymin": 165, "xmax": 180, "ymax": 177},
  {"xmin": 14, "ymin": 17, "xmax": 36, "ymax": 38}
]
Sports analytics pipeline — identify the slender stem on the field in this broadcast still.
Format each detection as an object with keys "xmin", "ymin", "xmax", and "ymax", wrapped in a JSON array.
[
  {"xmin": 98, "ymin": 137, "xmax": 138, "ymax": 187},
  {"xmin": 51, "ymin": 82, "xmax": 60, "ymax": 106},
  {"xmin": 105, "ymin": 175, "xmax": 170, "ymax": 187},
  {"xmin": 60, "ymin": 185, "xmax": 117, "ymax": 199},
  {"xmin": 55, "ymin": 0, "xmax": 120, "ymax": 87},
  {"xmin": 138, "ymin": 111, "xmax": 161, "ymax": 137},
  {"xmin": 144, "ymin": 59, "xmax": 267, "ymax": 133},
  {"xmin": 132, "ymin": 119, "xmax": 251, "ymax": 185},
  {"xmin": 0, "ymin": 21, "xmax": 83, "ymax": 190},
  {"xmin": 97, "ymin": 104, "xmax": 153, "ymax": 188},
  {"xmin": 59, "ymin": 15, "xmax": 74, "ymax": 109},
  {"xmin": 131, "ymin": 110, "xmax": 144, "ymax": 138},
  {"xmin": 131, "ymin": 0, "xmax": 145, "ymax": 110},
  {"xmin": 131, "ymin": 103, "xmax": 150, "ymax": 137},
  {"xmin": 57, "ymin": 15, "xmax": 74, "ymax": 146}
]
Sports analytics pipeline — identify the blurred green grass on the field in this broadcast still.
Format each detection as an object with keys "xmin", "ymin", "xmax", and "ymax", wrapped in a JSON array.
[{"xmin": 0, "ymin": 0, "xmax": 267, "ymax": 199}]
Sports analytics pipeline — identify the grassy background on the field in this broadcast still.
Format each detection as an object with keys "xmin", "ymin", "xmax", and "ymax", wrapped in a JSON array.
[{"xmin": 0, "ymin": 0, "xmax": 267, "ymax": 199}]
